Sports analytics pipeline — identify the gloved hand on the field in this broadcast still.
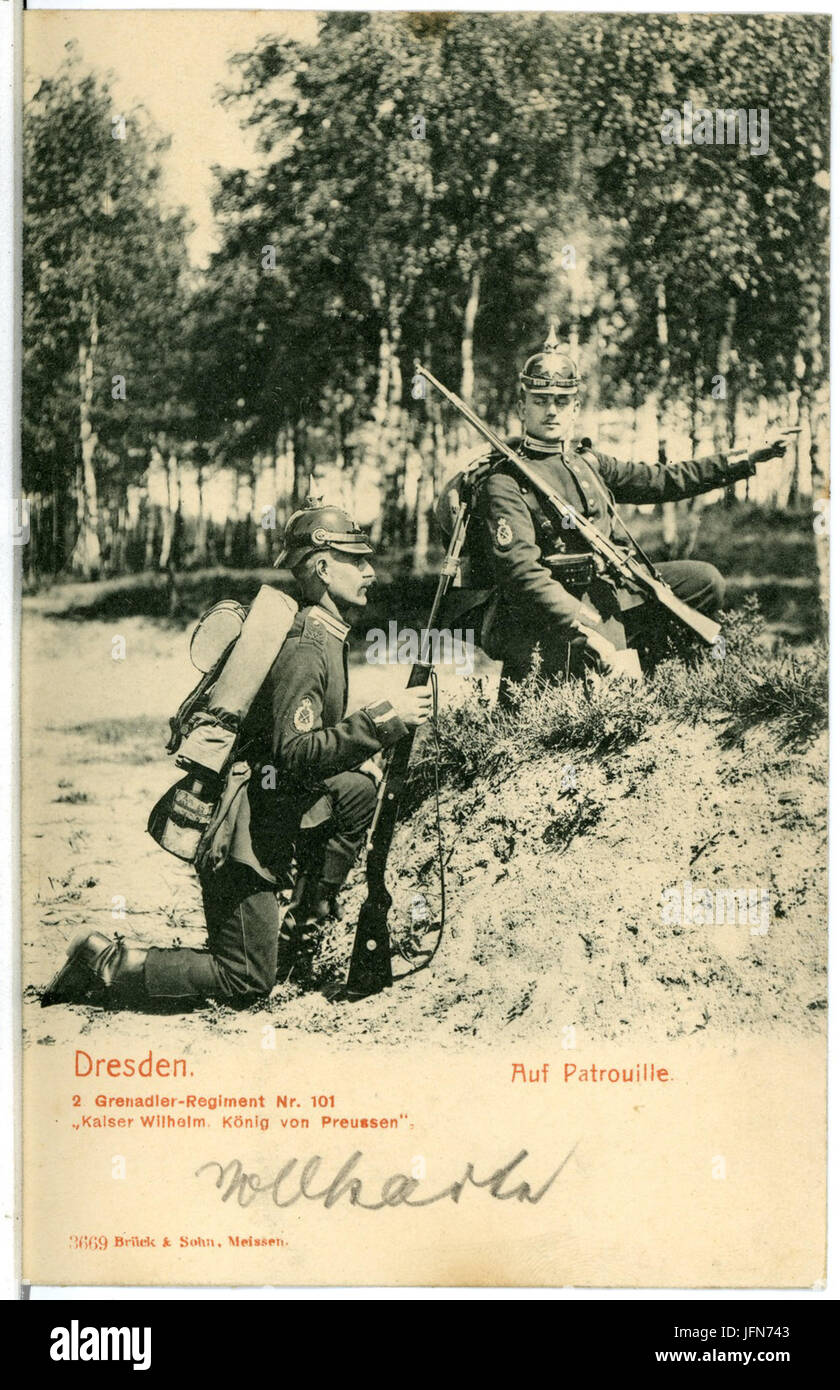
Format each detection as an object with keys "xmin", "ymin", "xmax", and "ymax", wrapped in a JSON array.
[
  {"xmin": 749, "ymin": 431, "xmax": 798, "ymax": 465},
  {"xmin": 358, "ymin": 756, "xmax": 383, "ymax": 786},
  {"xmin": 572, "ymin": 604, "xmax": 621, "ymax": 674},
  {"xmin": 579, "ymin": 626, "xmax": 622, "ymax": 674}
]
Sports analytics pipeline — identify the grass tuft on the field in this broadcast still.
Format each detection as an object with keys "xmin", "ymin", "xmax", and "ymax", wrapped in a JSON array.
[
  {"xmin": 654, "ymin": 597, "xmax": 828, "ymax": 748},
  {"xmin": 408, "ymin": 600, "xmax": 827, "ymax": 801}
]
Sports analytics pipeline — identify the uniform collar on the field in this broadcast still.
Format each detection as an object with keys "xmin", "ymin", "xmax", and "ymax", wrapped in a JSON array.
[
  {"xmin": 522, "ymin": 433, "xmax": 568, "ymax": 457},
  {"xmin": 308, "ymin": 603, "xmax": 350, "ymax": 642}
]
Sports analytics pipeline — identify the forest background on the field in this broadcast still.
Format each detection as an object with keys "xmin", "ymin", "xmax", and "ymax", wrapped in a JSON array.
[{"xmin": 21, "ymin": 11, "xmax": 829, "ymax": 640}]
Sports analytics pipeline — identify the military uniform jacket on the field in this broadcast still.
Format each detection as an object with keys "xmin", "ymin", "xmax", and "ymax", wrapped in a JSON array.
[
  {"xmin": 228, "ymin": 599, "xmax": 408, "ymax": 883},
  {"xmin": 467, "ymin": 438, "xmax": 755, "ymax": 657}
]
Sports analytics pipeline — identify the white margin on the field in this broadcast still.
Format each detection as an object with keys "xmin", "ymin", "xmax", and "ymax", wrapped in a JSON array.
[
  {"xmin": 5, "ymin": 0, "xmax": 837, "ymax": 1306},
  {"xmin": 1, "ymin": 0, "xmax": 22, "ymax": 1308}
]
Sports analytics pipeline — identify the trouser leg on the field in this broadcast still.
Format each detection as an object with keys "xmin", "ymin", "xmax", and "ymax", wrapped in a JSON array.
[
  {"xmin": 625, "ymin": 560, "xmax": 726, "ymax": 663},
  {"xmin": 145, "ymin": 860, "xmax": 279, "ymax": 1002},
  {"xmin": 277, "ymin": 771, "xmax": 378, "ymax": 984},
  {"xmin": 655, "ymin": 560, "xmax": 726, "ymax": 616},
  {"xmin": 317, "ymin": 770, "xmax": 379, "ymax": 887}
]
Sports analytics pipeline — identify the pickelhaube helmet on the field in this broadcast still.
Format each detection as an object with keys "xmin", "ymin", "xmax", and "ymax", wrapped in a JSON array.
[
  {"xmin": 519, "ymin": 322, "xmax": 580, "ymax": 395},
  {"xmin": 274, "ymin": 497, "xmax": 374, "ymax": 569}
]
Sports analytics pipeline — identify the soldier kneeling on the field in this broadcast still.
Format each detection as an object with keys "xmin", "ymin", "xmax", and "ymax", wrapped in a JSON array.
[{"xmin": 42, "ymin": 505, "xmax": 430, "ymax": 1010}]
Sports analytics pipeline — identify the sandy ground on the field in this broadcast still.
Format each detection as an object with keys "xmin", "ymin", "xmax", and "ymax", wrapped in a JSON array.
[{"xmin": 21, "ymin": 613, "xmax": 827, "ymax": 1051}]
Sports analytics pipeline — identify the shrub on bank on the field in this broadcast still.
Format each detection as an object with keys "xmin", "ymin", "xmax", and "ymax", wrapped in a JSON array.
[{"xmin": 410, "ymin": 600, "xmax": 827, "ymax": 800}]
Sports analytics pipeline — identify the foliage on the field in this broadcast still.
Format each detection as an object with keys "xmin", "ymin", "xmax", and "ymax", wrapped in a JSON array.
[
  {"xmin": 581, "ymin": 15, "xmax": 829, "ymax": 406},
  {"xmin": 654, "ymin": 598, "xmax": 828, "ymax": 747},
  {"xmin": 211, "ymin": 11, "xmax": 830, "ymax": 424},
  {"xmin": 413, "ymin": 600, "xmax": 827, "ymax": 800},
  {"xmin": 21, "ymin": 15, "xmax": 830, "ymax": 577},
  {"xmin": 23, "ymin": 45, "xmax": 193, "ymax": 571}
]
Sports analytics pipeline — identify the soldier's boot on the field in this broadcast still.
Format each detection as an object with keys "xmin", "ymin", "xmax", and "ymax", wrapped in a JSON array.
[
  {"xmin": 276, "ymin": 827, "xmax": 328, "ymax": 986},
  {"xmin": 41, "ymin": 931, "xmax": 149, "ymax": 1007},
  {"xmin": 276, "ymin": 880, "xmax": 337, "ymax": 988},
  {"xmin": 276, "ymin": 857, "xmax": 312, "ymax": 984}
]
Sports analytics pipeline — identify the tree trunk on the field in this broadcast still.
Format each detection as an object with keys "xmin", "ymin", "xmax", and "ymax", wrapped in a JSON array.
[
  {"xmin": 100, "ymin": 501, "xmax": 114, "ymax": 576},
  {"xmin": 387, "ymin": 311, "xmax": 408, "ymax": 545},
  {"xmin": 586, "ymin": 321, "xmax": 605, "ymax": 422},
  {"xmin": 652, "ymin": 283, "xmax": 679, "ymax": 556},
  {"xmin": 712, "ymin": 298, "xmax": 736, "ymax": 451},
  {"xmin": 412, "ymin": 419, "xmax": 437, "ymax": 575},
  {"xmin": 710, "ymin": 296, "xmax": 739, "ymax": 508},
  {"xmin": 722, "ymin": 381, "xmax": 740, "ymax": 509},
  {"xmin": 808, "ymin": 383, "xmax": 829, "ymax": 630},
  {"xmin": 292, "ymin": 416, "xmax": 308, "ymax": 509},
  {"xmin": 143, "ymin": 497, "xmax": 157, "ymax": 570},
  {"xmin": 373, "ymin": 325, "xmax": 390, "ymax": 421},
  {"xmin": 23, "ymin": 491, "xmax": 39, "ymax": 584},
  {"xmin": 371, "ymin": 306, "xmax": 408, "ymax": 548},
  {"xmin": 69, "ymin": 306, "xmax": 102, "ymax": 577},
  {"xmin": 274, "ymin": 429, "xmax": 293, "ymax": 516},
  {"xmin": 369, "ymin": 321, "xmax": 392, "ymax": 541},
  {"xmin": 660, "ymin": 502, "xmax": 678, "ymax": 554},
  {"xmin": 193, "ymin": 464, "xmax": 209, "ymax": 566},
  {"xmin": 158, "ymin": 451, "xmax": 180, "ymax": 570},
  {"xmin": 681, "ymin": 369, "xmax": 703, "ymax": 558},
  {"xmin": 411, "ymin": 327, "xmax": 438, "ymax": 574},
  {"xmin": 338, "ymin": 405, "xmax": 356, "ymax": 481},
  {"xmin": 786, "ymin": 389, "xmax": 802, "ymax": 508},
  {"xmin": 111, "ymin": 501, "xmax": 127, "ymax": 574},
  {"xmin": 254, "ymin": 454, "xmax": 270, "ymax": 563},
  {"xmin": 460, "ymin": 268, "xmax": 481, "ymax": 404},
  {"xmin": 51, "ymin": 478, "xmax": 61, "ymax": 576}
]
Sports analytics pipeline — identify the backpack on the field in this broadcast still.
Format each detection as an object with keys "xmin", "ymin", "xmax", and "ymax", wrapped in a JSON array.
[
  {"xmin": 435, "ymin": 448, "xmax": 494, "ymax": 545},
  {"xmin": 148, "ymin": 586, "xmax": 298, "ymax": 866}
]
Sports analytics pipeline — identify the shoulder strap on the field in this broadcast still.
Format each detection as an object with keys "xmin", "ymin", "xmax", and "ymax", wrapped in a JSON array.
[
  {"xmin": 461, "ymin": 452, "xmax": 495, "ymax": 498},
  {"xmin": 575, "ymin": 444, "xmax": 600, "ymax": 471},
  {"xmin": 166, "ymin": 646, "xmax": 235, "ymax": 755},
  {"xmin": 574, "ymin": 444, "xmax": 661, "ymax": 578}
]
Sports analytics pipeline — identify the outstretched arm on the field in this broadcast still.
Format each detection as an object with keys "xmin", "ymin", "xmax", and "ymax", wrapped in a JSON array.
[
  {"xmin": 596, "ymin": 448, "xmax": 757, "ymax": 506},
  {"xmin": 595, "ymin": 436, "xmax": 792, "ymax": 506}
]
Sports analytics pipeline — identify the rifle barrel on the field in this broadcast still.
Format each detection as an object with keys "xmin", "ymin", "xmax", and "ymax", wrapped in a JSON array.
[
  {"xmin": 342, "ymin": 477, "xmax": 470, "ymax": 1001},
  {"xmin": 415, "ymin": 362, "xmax": 720, "ymax": 646}
]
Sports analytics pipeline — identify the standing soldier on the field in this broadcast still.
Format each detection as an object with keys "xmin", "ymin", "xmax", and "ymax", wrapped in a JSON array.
[
  {"xmin": 457, "ymin": 328, "xmax": 792, "ymax": 689},
  {"xmin": 42, "ymin": 504, "xmax": 431, "ymax": 1009}
]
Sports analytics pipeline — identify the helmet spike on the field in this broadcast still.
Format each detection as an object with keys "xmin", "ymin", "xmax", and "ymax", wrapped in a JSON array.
[
  {"xmin": 303, "ymin": 479, "xmax": 324, "ymax": 510},
  {"xmin": 543, "ymin": 320, "xmax": 561, "ymax": 353}
]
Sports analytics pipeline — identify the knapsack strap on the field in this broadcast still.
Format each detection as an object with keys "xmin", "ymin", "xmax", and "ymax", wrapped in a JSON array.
[{"xmin": 166, "ymin": 648, "xmax": 235, "ymax": 754}]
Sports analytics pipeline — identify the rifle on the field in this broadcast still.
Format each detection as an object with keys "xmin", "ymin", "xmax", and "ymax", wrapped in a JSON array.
[
  {"xmin": 414, "ymin": 362, "xmax": 722, "ymax": 647},
  {"xmin": 342, "ymin": 496, "xmax": 472, "ymax": 1001}
]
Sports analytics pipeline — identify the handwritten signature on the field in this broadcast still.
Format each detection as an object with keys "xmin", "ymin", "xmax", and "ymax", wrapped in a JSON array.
[{"xmin": 195, "ymin": 1146, "xmax": 578, "ymax": 1212}]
